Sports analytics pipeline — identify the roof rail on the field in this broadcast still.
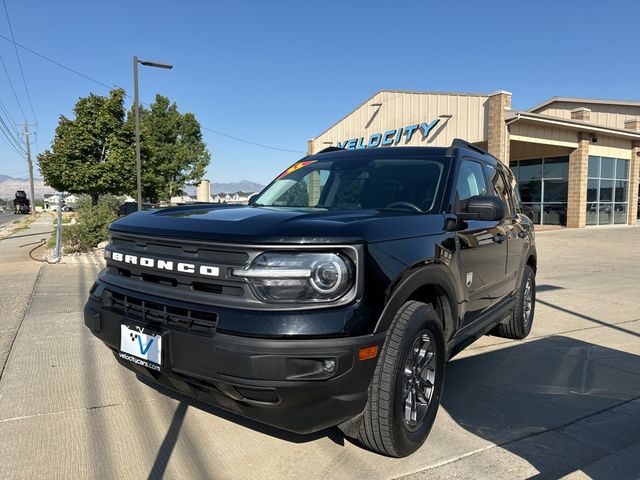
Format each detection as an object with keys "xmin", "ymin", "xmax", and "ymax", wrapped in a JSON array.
[
  {"xmin": 316, "ymin": 146, "xmax": 345, "ymax": 154},
  {"xmin": 451, "ymin": 138, "xmax": 492, "ymax": 156}
]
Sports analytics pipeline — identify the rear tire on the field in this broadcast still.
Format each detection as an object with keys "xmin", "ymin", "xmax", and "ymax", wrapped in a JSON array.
[
  {"xmin": 494, "ymin": 265, "xmax": 535, "ymax": 339},
  {"xmin": 355, "ymin": 301, "xmax": 445, "ymax": 457}
]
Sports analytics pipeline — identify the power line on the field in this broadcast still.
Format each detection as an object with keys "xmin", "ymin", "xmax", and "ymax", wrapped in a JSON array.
[
  {"xmin": 0, "ymin": 102, "xmax": 26, "ymax": 156},
  {"xmin": 200, "ymin": 126, "xmax": 305, "ymax": 153},
  {"xmin": 0, "ymin": 33, "xmax": 305, "ymax": 154},
  {"xmin": 2, "ymin": 0, "xmax": 36, "ymax": 123},
  {"xmin": 0, "ymin": 51, "xmax": 26, "ymax": 121},
  {"xmin": 0, "ymin": 117, "xmax": 26, "ymax": 157},
  {"xmin": 0, "ymin": 97, "xmax": 16, "ymax": 128},
  {"xmin": 0, "ymin": 33, "xmax": 114, "ymax": 91}
]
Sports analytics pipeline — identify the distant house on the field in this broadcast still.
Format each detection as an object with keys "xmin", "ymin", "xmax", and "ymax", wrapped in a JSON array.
[
  {"xmin": 44, "ymin": 193, "xmax": 80, "ymax": 210},
  {"xmin": 211, "ymin": 191, "xmax": 256, "ymax": 205},
  {"xmin": 170, "ymin": 195, "xmax": 196, "ymax": 205}
]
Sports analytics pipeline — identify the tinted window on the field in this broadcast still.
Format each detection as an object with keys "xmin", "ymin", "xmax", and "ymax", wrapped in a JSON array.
[
  {"xmin": 455, "ymin": 160, "xmax": 487, "ymax": 210},
  {"xmin": 485, "ymin": 164, "xmax": 512, "ymax": 215},
  {"xmin": 255, "ymin": 156, "xmax": 448, "ymax": 212}
]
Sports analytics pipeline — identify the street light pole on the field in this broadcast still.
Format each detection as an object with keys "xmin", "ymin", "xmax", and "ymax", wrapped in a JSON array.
[
  {"xmin": 133, "ymin": 56, "xmax": 141, "ymax": 210},
  {"xmin": 133, "ymin": 56, "xmax": 173, "ymax": 211}
]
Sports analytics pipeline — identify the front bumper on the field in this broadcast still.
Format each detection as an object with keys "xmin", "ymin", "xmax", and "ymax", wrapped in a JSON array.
[{"xmin": 84, "ymin": 290, "xmax": 385, "ymax": 434}]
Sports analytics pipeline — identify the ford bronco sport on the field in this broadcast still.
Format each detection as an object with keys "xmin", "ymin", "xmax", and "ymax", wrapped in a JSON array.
[{"xmin": 84, "ymin": 139, "xmax": 536, "ymax": 457}]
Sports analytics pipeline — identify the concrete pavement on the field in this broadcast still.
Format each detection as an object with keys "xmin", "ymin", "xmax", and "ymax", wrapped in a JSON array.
[
  {"xmin": 0, "ymin": 225, "xmax": 639, "ymax": 479},
  {"xmin": 0, "ymin": 214, "xmax": 51, "ymax": 375}
]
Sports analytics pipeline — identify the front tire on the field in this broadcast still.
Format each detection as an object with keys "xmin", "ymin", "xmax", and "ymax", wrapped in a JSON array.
[{"xmin": 356, "ymin": 301, "xmax": 445, "ymax": 457}]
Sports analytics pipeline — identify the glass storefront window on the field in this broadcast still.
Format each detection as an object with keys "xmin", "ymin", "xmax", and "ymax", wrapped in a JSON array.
[
  {"xmin": 601, "ymin": 157, "xmax": 615, "ymax": 179},
  {"xmin": 616, "ymin": 159, "xmax": 629, "ymax": 179},
  {"xmin": 588, "ymin": 156, "xmax": 600, "ymax": 177},
  {"xmin": 614, "ymin": 203, "xmax": 627, "ymax": 224},
  {"xmin": 542, "ymin": 203, "xmax": 567, "ymax": 225},
  {"xmin": 587, "ymin": 156, "xmax": 629, "ymax": 225},
  {"xmin": 510, "ymin": 156, "xmax": 569, "ymax": 226},
  {"xmin": 543, "ymin": 157, "xmax": 569, "ymax": 178},
  {"xmin": 518, "ymin": 160, "xmax": 542, "ymax": 182},
  {"xmin": 543, "ymin": 179, "xmax": 568, "ymax": 203},
  {"xmin": 599, "ymin": 180, "xmax": 613, "ymax": 202}
]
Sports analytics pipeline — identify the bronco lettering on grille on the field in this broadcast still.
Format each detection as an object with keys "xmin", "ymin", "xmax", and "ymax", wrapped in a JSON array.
[{"xmin": 110, "ymin": 251, "xmax": 219, "ymax": 277}]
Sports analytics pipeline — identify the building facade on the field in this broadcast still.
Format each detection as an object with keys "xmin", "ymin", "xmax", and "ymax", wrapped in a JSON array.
[{"xmin": 308, "ymin": 91, "xmax": 640, "ymax": 227}]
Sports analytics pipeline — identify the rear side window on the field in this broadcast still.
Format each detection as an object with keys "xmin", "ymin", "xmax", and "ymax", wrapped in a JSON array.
[
  {"xmin": 485, "ymin": 164, "xmax": 513, "ymax": 215},
  {"xmin": 455, "ymin": 159, "xmax": 488, "ymax": 207}
]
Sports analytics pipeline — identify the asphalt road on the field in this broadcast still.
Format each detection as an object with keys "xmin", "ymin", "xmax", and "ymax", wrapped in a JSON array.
[
  {"xmin": 0, "ymin": 223, "xmax": 639, "ymax": 479},
  {"xmin": 0, "ymin": 212, "xmax": 19, "ymax": 226}
]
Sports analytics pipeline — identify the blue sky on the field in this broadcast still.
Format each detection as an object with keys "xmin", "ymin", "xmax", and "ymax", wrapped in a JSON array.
[{"xmin": 0, "ymin": 0, "xmax": 638, "ymax": 184}]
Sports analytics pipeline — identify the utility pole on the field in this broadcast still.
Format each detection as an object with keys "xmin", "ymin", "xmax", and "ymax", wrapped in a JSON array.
[{"xmin": 23, "ymin": 123, "xmax": 36, "ymax": 216}]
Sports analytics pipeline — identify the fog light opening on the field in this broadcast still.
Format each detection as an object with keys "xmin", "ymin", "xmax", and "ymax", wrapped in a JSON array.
[{"xmin": 322, "ymin": 359, "xmax": 336, "ymax": 374}]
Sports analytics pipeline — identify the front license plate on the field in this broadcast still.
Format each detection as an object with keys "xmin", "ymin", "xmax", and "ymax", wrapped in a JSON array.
[{"xmin": 119, "ymin": 324, "xmax": 162, "ymax": 372}]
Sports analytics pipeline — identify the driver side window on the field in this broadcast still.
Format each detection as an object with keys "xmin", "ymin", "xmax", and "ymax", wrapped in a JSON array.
[{"xmin": 455, "ymin": 160, "xmax": 487, "ymax": 212}]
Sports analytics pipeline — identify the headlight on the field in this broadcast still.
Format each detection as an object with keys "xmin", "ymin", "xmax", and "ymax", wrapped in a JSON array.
[{"xmin": 233, "ymin": 252, "xmax": 355, "ymax": 303}]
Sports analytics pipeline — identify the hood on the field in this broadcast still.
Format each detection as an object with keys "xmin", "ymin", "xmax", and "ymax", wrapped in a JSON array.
[{"xmin": 109, "ymin": 204, "xmax": 445, "ymax": 244}]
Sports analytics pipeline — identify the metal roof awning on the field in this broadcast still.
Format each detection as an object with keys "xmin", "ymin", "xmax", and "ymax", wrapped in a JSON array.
[{"xmin": 505, "ymin": 110, "xmax": 640, "ymax": 141}]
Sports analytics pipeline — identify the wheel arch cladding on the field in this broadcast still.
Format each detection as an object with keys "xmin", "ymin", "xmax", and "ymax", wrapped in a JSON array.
[{"xmin": 374, "ymin": 265, "xmax": 459, "ymax": 342}]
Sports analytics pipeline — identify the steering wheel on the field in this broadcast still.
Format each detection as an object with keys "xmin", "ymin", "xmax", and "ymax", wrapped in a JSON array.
[{"xmin": 385, "ymin": 201, "xmax": 423, "ymax": 212}]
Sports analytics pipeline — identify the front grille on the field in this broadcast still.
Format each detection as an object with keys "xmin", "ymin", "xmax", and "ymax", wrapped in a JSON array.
[
  {"xmin": 104, "ymin": 233, "xmax": 253, "ymax": 303},
  {"xmin": 106, "ymin": 290, "xmax": 217, "ymax": 333}
]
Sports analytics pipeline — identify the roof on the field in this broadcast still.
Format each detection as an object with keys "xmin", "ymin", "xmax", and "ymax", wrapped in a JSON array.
[
  {"xmin": 530, "ymin": 96, "xmax": 640, "ymax": 113},
  {"xmin": 506, "ymin": 110, "xmax": 640, "ymax": 140}
]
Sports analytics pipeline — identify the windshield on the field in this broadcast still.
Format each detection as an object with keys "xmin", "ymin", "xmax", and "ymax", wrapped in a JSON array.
[{"xmin": 254, "ymin": 156, "xmax": 449, "ymax": 212}]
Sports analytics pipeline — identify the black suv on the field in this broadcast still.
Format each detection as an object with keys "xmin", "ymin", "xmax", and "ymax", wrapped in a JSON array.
[{"xmin": 84, "ymin": 139, "xmax": 536, "ymax": 457}]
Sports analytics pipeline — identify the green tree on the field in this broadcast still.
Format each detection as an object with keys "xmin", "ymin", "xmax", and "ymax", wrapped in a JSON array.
[
  {"xmin": 129, "ymin": 95, "xmax": 210, "ymax": 202},
  {"xmin": 38, "ymin": 89, "xmax": 133, "ymax": 205}
]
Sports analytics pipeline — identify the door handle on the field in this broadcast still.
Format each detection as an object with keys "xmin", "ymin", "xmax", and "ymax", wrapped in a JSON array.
[{"xmin": 492, "ymin": 234, "xmax": 507, "ymax": 244}]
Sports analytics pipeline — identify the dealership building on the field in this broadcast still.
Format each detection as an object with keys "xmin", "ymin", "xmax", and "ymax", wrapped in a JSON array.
[{"xmin": 308, "ymin": 90, "xmax": 640, "ymax": 227}]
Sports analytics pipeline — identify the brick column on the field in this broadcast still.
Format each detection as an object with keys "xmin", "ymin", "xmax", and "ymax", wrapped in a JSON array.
[
  {"xmin": 487, "ymin": 91, "xmax": 512, "ymax": 165},
  {"xmin": 566, "ymin": 133, "xmax": 590, "ymax": 228},
  {"xmin": 307, "ymin": 139, "xmax": 315, "ymax": 155},
  {"xmin": 628, "ymin": 141, "xmax": 640, "ymax": 225},
  {"xmin": 571, "ymin": 107, "xmax": 591, "ymax": 121}
]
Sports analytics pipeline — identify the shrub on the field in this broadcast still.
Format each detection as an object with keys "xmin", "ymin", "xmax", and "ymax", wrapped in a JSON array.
[{"xmin": 54, "ymin": 195, "xmax": 120, "ymax": 253}]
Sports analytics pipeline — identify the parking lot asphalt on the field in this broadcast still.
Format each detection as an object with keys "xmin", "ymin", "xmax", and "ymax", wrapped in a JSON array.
[{"xmin": 0, "ymin": 224, "xmax": 639, "ymax": 479}]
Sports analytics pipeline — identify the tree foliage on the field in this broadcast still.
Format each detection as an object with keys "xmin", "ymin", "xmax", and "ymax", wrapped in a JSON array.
[
  {"xmin": 130, "ymin": 95, "xmax": 210, "ymax": 202},
  {"xmin": 39, "ymin": 89, "xmax": 210, "ymax": 204},
  {"xmin": 38, "ymin": 89, "xmax": 133, "ymax": 204}
]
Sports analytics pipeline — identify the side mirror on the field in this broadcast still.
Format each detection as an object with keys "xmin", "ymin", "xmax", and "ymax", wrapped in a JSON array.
[
  {"xmin": 248, "ymin": 194, "xmax": 259, "ymax": 205},
  {"xmin": 463, "ymin": 195, "xmax": 506, "ymax": 221}
]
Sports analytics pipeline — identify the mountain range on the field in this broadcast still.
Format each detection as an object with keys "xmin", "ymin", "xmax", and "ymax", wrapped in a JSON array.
[{"xmin": 0, "ymin": 175, "xmax": 264, "ymax": 199}]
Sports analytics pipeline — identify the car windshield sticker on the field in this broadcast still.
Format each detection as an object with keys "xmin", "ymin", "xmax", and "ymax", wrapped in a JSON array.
[{"xmin": 277, "ymin": 160, "xmax": 316, "ymax": 179}]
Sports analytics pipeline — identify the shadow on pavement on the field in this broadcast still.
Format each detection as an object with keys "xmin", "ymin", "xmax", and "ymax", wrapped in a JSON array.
[
  {"xmin": 441, "ymin": 335, "xmax": 640, "ymax": 478},
  {"xmin": 536, "ymin": 298, "xmax": 640, "ymax": 338},
  {"xmin": 147, "ymin": 401, "xmax": 188, "ymax": 480}
]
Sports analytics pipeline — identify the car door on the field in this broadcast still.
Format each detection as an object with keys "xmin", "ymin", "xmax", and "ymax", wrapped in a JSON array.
[
  {"xmin": 485, "ymin": 164, "xmax": 525, "ymax": 297},
  {"xmin": 455, "ymin": 159, "xmax": 508, "ymax": 328}
]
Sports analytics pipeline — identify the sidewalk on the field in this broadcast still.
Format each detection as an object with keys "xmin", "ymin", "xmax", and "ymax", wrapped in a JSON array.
[{"xmin": 0, "ymin": 214, "xmax": 51, "ymax": 375}]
